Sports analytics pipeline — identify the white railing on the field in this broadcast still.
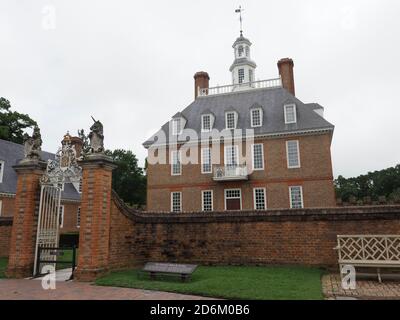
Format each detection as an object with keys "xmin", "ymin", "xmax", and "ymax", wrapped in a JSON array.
[
  {"xmin": 213, "ymin": 165, "xmax": 248, "ymax": 181},
  {"xmin": 198, "ymin": 77, "xmax": 282, "ymax": 97}
]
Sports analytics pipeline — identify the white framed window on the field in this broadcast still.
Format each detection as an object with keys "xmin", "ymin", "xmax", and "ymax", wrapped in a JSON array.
[
  {"xmin": 253, "ymin": 188, "xmax": 267, "ymax": 210},
  {"xmin": 224, "ymin": 189, "xmax": 242, "ymax": 211},
  {"xmin": 289, "ymin": 186, "xmax": 304, "ymax": 209},
  {"xmin": 0, "ymin": 200, "xmax": 2, "ymax": 216},
  {"xmin": 202, "ymin": 190, "xmax": 213, "ymax": 212},
  {"xmin": 284, "ymin": 104, "xmax": 297, "ymax": 124},
  {"xmin": 201, "ymin": 114, "xmax": 212, "ymax": 132},
  {"xmin": 252, "ymin": 144, "xmax": 264, "ymax": 170},
  {"xmin": 286, "ymin": 140, "xmax": 300, "ymax": 168},
  {"xmin": 224, "ymin": 145, "xmax": 239, "ymax": 167},
  {"xmin": 77, "ymin": 207, "xmax": 81, "ymax": 228},
  {"xmin": 0, "ymin": 160, "xmax": 4, "ymax": 183},
  {"xmin": 59, "ymin": 205, "xmax": 64, "ymax": 228},
  {"xmin": 225, "ymin": 111, "xmax": 237, "ymax": 129},
  {"xmin": 251, "ymin": 108, "xmax": 262, "ymax": 127},
  {"xmin": 171, "ymin": 118, "xmax": 183, "ymax": 135},
  {"xmin": 238, "ymin": 69, "xmax": 245, "ymax": 84},
  {"xmin": 245, "ymin": 46, "xmax": 250, "ymax": 57},
  {"xmin": 201, "ymin": 147, "xmax": 212, "ymax": 174},
  {"xmin": 171, "ymin": 192, "xmax": 182, "ymax": 213},
  {"xmin": 171, "ymin": 150, "xmax": 182, "ymax": 175}
]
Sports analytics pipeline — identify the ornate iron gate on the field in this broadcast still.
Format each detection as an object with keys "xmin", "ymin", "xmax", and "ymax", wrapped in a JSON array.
[{"xmin": 33, "ymin": 138, "xmax": 82, "ymax": 276}]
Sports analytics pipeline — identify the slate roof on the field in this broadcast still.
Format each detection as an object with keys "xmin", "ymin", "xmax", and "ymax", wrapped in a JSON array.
[
  {"xmin": 0, "ymin": 139, "xmax": 81, "ymax": 201},
  {"xmin": 143, "ymin": 87, "xmax": 334, "ymax": 148}
]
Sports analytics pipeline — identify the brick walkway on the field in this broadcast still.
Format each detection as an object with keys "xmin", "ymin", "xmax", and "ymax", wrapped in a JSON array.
[
  {"xmin": 322, "ymin": 274, "xmax": 400, "ymax": 299},
  {"xmin": 0, "ymin": 279, "xmax": 213, "ymax": 300}
]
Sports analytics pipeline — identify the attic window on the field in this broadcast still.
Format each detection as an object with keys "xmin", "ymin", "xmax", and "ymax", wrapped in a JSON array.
[
  {"xmin": 238, "ymin": 45, "xmax": 244, "ymax": 57},
  {"xmin": 0, "ymin": 160, "xmax": 4, "ymax": 183},
  {"xmin": 201, "ymin": 114, "xmax": 212, "ymax": 132},
  {"xmin": 251, "ymin": 108, "xmax": 262, "ymax": 127},
  {"xmin": 284, "ymin": 104, "xmax": 297, "ymax": 124},
  {"xmin": 172, "ymin": 118, "xmax": 183, "ymax": 135},
  {"xmin": 225, "ymin": 112, "xmax": 237, "ymax": 129}
]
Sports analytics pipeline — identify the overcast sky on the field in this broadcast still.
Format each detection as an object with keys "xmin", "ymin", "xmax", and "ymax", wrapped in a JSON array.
[{"xmin": 1, "ymin": 0, "xmax": 399, "ymax": 178}]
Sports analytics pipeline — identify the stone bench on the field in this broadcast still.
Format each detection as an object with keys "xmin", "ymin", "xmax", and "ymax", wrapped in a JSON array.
[{"xmin": 141, "ymin": 262, "xmax": 198, "ymax": 282}]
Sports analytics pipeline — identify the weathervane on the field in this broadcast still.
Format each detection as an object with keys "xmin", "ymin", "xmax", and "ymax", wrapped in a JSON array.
[{"xmin": 235, "ymin": 6, "xmax": 244, "ymax": 36}]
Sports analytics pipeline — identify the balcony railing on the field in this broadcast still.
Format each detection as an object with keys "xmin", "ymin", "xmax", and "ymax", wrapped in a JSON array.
[
  {"xmin": 198, "ymin": 77, "xmax": 282, "ymax": 97},
  {"xmin": 213, "ymin": 165, "xmax": 248, "ymax": 181}
]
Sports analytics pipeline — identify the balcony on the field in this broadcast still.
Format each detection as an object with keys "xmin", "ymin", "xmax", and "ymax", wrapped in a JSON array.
[
  {"xmin": 213, "ymin": 165, "xmax": 248, "ymax": 181},
  {"xmin": 198, "ymin": 77, "xmax": 282, "ymax": 97}
]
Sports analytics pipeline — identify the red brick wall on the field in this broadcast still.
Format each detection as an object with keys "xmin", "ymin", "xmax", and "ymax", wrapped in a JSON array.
[
  {"xmin": 59, "ymin": 202, "xmax": 80, "ymax": 234},
  {"xmin": 147, "ymin": 133, "xmax": 335, "ymax": 211},
  {"xmin": 110, "ymin": 193, "xmax": 400, "ymax": 268},
  {"xmin": 0, "ymin": 218, "xmax": 12, "ymax": 258},
  {"xmin": 0, "ymin": 196, "xmax": 15, "ymax": 217}
]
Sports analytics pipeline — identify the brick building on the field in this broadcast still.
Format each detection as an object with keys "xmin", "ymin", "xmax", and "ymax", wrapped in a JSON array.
[
  {"xmin": 143, "ymin": 32, "xmax": 336, "ymax": 212},
  {"xmin": 0, "ymin": 136, "xmax": 81, "ymax": 234}
]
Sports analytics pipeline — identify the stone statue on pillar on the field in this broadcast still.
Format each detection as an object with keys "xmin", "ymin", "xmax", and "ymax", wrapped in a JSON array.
[
  {"xmin": 22, "ymin": 125, "xmax": 42, "ymax": 162},
  {"xmin": 88, "ymin": 116, "xmax": 104, "ymax": 154}
]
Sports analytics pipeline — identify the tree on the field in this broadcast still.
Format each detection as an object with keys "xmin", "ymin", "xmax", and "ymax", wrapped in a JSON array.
[
  {"xmin": 335, "ymin": 164, "xmax": 400, "ymax": 202},
  {"xmin": 105, "ymin": 149, "xmax": 147, "ymax": 206},
  {"xmin": 0, "ymin": 97, "xmax": 37, "ymax": 144}
]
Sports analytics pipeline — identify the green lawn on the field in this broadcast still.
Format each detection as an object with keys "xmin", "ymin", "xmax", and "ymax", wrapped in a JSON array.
[
  {"xmin": 55, "ymin": 248, "xmax": 78, "ymax": 270},
  {"xmin": 0, "ymin": 257, "xmax": 7, "ymax": 278},
  {"xmin": 96, "ymin": 266, "xmax": 324, "ymax": 300}
]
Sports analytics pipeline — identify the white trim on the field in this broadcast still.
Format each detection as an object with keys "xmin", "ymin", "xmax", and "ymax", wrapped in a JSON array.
[
  {"xmin": 289, "ymin": 186, "xmax": 304, "ymax": 209},
  {"xmin": 251, "ymin": 143, "xmax": 264, "ymax": 171},
  {"xmin": 0, "ymin": 200, "xmax": 2, "ymax": 216},
  {"xmin": 284, "ymin": 104, "xmax": 297, "ymax": 124},
  {"xmin": 0, "ymin": 160, "xmax": 4, "ymax": 183},
  {"xmin": 286, "ymin": 140, "xmax": 301, "ymax": 169},
  {"xmin": 59, "ymin": 205, "xmax": 65, "ymax": 228},
  {"xmin": 224, "ymin": 188, "xmax": 242, "ymax": 211},
  {"xmin": 143, "ymin": 127, "xmax": 334, "ymax": 149},
  {"xmin": 170, "ymin": 150, "xmax": 182, "ymax": 176},
  {"xmin": 224, "ymin": 145, "xmax": 239, "ymax": 166},
  {"xmin": 201, "ymin": 190, "xmax": 213, "ymax": 212},
  {"xmin": 250, "ymin": 108, "xmax": 263, "ymax": 127},
  {"xmin": 225, "ymin": 111, "xmax": 237, "ymax": 129},
  {"xmin": 171, "ymin": 192, "xmax": 182, "ymax": 213},
  {"xmin": 201, "ymin": 147, "xmax": 212, "ymax": 174},
  {"xmin": 253, "ymin": 187, "xmax": 267, "ymax": 210}
]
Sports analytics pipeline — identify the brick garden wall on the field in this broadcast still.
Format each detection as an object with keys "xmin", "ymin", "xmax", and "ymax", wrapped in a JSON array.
[
  {"xmin": 110, "ymin": 192, "xmax": 400, "ymax": 268},
  {"xmin": 0, "ymin": 217, "xmax": 12, "ymax": 258}
]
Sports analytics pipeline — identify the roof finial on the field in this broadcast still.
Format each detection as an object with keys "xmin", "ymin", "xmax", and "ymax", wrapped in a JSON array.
[{"xmin": 235, "ymin": 5, "xmax": 244, "ymax": 37}]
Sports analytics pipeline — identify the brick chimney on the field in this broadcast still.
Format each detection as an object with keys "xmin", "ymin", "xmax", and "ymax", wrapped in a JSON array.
[
  {"xmin": 194, "ymin": 71, "xmax": 210, "ymax": 99},
  {"xmin": 277, "ymin": 58, "xmax": 295, "ymax": 96}
]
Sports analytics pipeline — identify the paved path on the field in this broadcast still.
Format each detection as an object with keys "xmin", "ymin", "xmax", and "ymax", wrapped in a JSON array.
[
  {"xmin": 0, "ymin": 279, "xmax": 213, "ymax": 300},
  {"xmin": 323, "ymin": 274, "xmax": 400, "ymax": 299}
]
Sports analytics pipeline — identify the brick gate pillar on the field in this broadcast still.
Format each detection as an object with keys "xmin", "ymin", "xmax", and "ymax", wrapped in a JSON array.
[
  {"xmin": 6, "ymin": 160, "xmax": 47, "ymax": 278},
  {"xmin": 74, "ymin": 154, "xmax": 116, "ymax": 281}
]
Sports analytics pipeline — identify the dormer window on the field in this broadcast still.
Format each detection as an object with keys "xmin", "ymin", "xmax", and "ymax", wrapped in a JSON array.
[
  {"xmin": 201, "ymin": 114, "xmax": 213, "ymax": 132},
  {"xmin": 172, "ymin": 118, "xmax": 183, "ymax": 135},
  {"xmin": 284, "ymin": 104, "xmax": 297, "ymax": 124},
  {"xmin": 0, "ymin": 160, "xmax": 4, "ymax": 183},
  {"xmin": 225, "ymin": 112, "xmax": 237, "ymax": 129},
  {"xmin": 251, "ymin": 108, "xmax": 262, "ymax": 127}
]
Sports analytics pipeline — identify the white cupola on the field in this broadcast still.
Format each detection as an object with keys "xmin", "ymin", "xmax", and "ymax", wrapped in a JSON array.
[{"xmin": 229, "ymin": 32, "xmax": 257, "ymax": 89}]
